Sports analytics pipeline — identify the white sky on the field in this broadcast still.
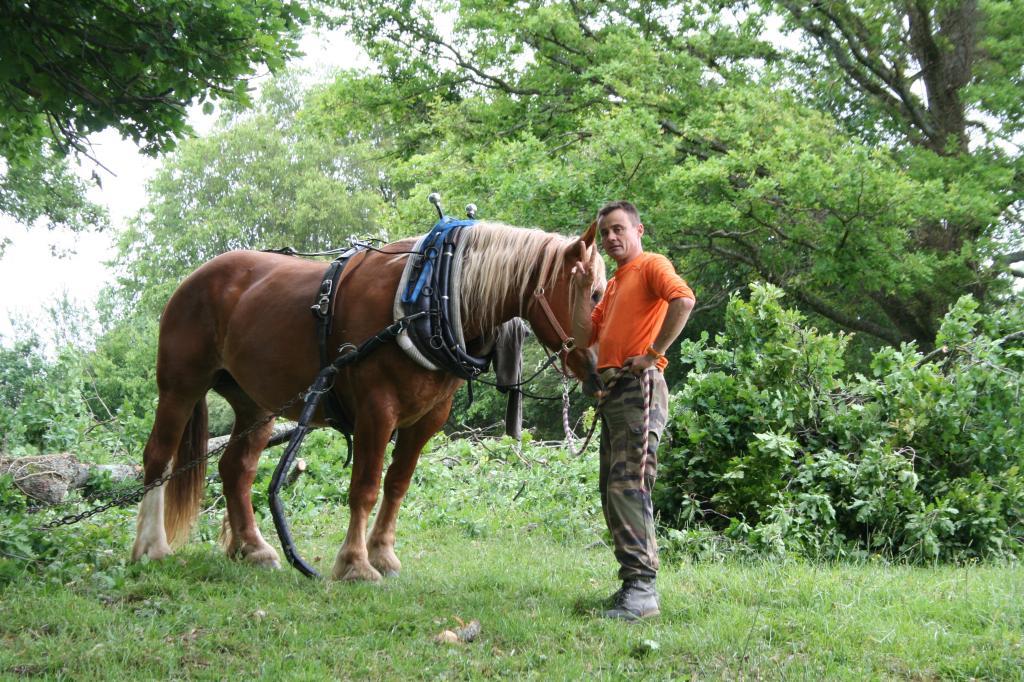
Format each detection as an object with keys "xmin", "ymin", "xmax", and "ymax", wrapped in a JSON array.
[{"xmin": 0, "ymin": 29, "xmax": 364, "ymax": 343}]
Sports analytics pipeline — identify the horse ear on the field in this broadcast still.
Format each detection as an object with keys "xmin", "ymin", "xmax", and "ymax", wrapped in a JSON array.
[
  {"xmin": 566, "ymin": 236, "xmax": 588, "ymax": 266},
  {"xmin": 566, "ymin": 221, "xmax": 597, "ymax": 266},
  {"xmin": 582, "ymin": 220, "xmax": 597, "ymax": 247}
]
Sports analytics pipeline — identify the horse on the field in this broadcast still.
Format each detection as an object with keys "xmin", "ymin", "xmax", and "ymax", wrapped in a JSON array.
[{"xmin": 130, "ymin": 221, "xmax": 606, "ymax": 581}]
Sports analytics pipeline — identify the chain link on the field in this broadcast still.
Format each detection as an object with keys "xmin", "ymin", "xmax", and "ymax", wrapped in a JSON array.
[{"xmin": 35, "ymin": 389, "xmax": 310, "ymax": 531}]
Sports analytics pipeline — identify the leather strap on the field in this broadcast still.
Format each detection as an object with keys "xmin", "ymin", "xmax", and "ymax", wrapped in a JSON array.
[
  {"xmin": 309, "ymin": 247, "xmax": 365, "ymax": 435},
  {"xmin": 532, "ymin": 287, "xmax": 576, "ymax": 355}
]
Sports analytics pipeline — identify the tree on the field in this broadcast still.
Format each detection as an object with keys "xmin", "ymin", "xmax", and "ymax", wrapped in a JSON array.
[
  {"xmin": 763, "ymin": 0, "xmax": 1024, "ymax": 340},
  {"xmin": 0, "ymin": 151, "xmax": 108, "ymax": 254},
  {"xmin": 0, "ymin": 0, "xmax": 315, "ymax": 235},
  {"xmin": 328, "ymin": 0, "xmax": 1023, "ymax": 350},
  {"xmin": 110, "ymin": 74, "xmax": 391, "ymax": 316}
]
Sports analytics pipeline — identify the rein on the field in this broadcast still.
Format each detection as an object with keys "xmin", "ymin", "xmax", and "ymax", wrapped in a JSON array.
[
  {"xmin": 531, "ymin": 285, "xmax": 608, "ymax": 400},
  {"xmin": 270, "ymin": 312, "xmax": 428, "ymax": 578},
  {"xmin": 264, "ymin": 239, "xmax": 421, "ymax": 259},
  {"xmin": 474, "ymin": 349, "xmax": 562, "ymax": 391}
]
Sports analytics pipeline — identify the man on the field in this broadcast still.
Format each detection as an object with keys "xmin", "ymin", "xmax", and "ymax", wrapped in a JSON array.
[{"xmin": 572, "ymin": 201, "xmax": 695, "ymax": 621}]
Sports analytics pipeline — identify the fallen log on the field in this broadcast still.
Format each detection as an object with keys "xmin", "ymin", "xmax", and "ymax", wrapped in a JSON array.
[
  {"xmin": 206, "ymin": 422, "xmax": 296, "ymax": 453},
  {"xmin": 0, "ymin": 454, "xmax": 140, "ymax": 505},
  {"xmin": 285, "ymin": 458, "xmax": 307, "ymax": 487},
  {"xmin": 1, "ymin": 423, "xmax": 301, "ymax": 506}
]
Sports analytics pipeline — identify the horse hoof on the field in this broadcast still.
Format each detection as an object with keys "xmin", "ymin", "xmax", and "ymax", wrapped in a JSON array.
[
  {"xmin": 130, "ymin": 540, "xmax": 172, "ymax": 563},
  {"xmin": 333, "ymin": 563, "xmax": 383, "ymax": 583},
  {"xmin": 241, "ymin": 545, "xmax": 281, "ymax": 569},
  {"xmin": 369, "ymin": 559, "xmax": 401, "ymax": 578},
  {"xmin": 368, "ymin": 548, "xmax": 401, "ymax": 577}
]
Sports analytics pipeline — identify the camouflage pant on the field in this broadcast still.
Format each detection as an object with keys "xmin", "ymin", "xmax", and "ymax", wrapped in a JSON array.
[{"xmin": 598, "ymin": 368, "xmax": 669, "ymax": 581}]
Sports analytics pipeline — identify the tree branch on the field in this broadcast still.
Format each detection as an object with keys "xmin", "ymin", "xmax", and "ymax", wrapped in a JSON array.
[
  {"xmin": 701, "ymin": 236, "xmax": 905, "ymax": 345},
  {"xmin": 780, "ymin": 2, "xmax": 938, "ymax": 141}
]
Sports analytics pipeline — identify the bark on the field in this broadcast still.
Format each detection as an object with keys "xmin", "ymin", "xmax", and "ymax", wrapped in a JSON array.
[
  {"xmin": 869, "ymin": 290, "xmax": 937, "ymax": 349},
  {"xmin": 206, "ymin": 422, "xmax": 295, "ymax": 452},
  {"xmin": 0, "ymin": 454, "xmax": 139, "ymax": 505},
  {"xmin": 905, "ymin": 0, "xmax": 977, "ymax": 154},
  {"xmin": 3, "ymin": 423, "xmax": 300, "ymax": 505},
  {"xmin": 785, "ymin": 1, "xmax": 980, "ymax": 155}
]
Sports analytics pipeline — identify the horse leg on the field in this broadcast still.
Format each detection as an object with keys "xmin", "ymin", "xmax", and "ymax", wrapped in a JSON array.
[
  {"xmin": 332, "ymin": 407, "xmax": 397, "ymax": 583},
  {"xmin": 367, "ymin": 400, "xmax": 451, "ymax": 578},
  {"xmin": 215, "ymin": 381, "xmax": 281, "ymax": 569},
  {"xmin": 131, "ymin": 390, "xmax": 208, "ymax": 562}
]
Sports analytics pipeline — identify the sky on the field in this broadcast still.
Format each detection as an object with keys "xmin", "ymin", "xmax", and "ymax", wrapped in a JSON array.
[
  {"xmin": 0, "ymin": 132, "xmax": 158, "ymax": 340},
  {"xmin": 0, "ymin": 29, "xmax": 364, "ymax": 342}
]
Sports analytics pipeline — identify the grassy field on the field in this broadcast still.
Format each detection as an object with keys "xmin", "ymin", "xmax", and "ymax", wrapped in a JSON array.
[{"xmin": 2, "ymin": 438, "xmax": 1023, "ymax": 680}]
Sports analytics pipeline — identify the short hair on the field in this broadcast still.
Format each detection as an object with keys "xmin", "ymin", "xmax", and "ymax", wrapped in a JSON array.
[{"xmin": 596, "ymin": 200, "xmax": 640, "ymax": 226}]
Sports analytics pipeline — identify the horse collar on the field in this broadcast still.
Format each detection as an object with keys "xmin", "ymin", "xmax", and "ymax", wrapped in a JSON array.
[{"xmin": 396, "ymin": 216, "xmax": 490, "ymax": 380}]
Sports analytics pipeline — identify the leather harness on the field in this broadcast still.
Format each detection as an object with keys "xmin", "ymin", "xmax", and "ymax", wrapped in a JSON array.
[
  {"xmin": 309, "ymin": 245, "xmax": 366, "ymax": 435},
  {"xmin": 302, "ymin": 217, "xmax": 493, "ymax": 436},
  {"xmin": 267, "ymin": 220, "xmax": 590, "ymax": 579},
  {"xmin": 298, "ymin": 224, "xmax": 584, "ymax": 434}
]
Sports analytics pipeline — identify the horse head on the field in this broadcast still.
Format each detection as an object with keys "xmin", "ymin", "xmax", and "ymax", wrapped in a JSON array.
[
  {"xmin": 523, "ymin": 221, "xmax": 606, "ymax": 383},
  {"xmin": 458, "ymin": 221, "xmax": 606, "ymax": 384}
]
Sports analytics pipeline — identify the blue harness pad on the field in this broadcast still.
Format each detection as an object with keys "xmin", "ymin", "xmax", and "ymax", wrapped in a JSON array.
[
  {"xmin": 400, "ymin": 215, "xmax": 495, "ymax": 379},
  {"xmin": 402, "ymin": 217, "xmax": 478, "ymax": 305}
]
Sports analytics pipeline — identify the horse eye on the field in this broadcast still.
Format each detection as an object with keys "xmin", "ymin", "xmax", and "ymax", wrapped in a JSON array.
[{"xmin": 592, "ymin": 289, "xmax": 603, "ymax": 304}]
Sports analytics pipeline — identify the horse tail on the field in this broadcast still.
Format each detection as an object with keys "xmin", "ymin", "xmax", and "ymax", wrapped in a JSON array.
[{"xmin": 164, "ymin": 398, "xmax": 209, "ymax": 547}]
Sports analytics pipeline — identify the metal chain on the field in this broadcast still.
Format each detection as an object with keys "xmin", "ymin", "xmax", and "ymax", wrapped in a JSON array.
[{"xmin": 35, "ymin": 388, "xmax": 310, "ymax": 531}]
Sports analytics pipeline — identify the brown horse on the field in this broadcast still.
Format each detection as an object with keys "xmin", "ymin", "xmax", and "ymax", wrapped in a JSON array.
[{"xmin": 131, "ymin": 221, "xmax": 605, "ymax": 581}]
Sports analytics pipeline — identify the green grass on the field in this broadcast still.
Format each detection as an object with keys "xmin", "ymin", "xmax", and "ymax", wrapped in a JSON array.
[{"xmin": 2, "ymin": 439, "xmax": 1024, "ymax": 680}]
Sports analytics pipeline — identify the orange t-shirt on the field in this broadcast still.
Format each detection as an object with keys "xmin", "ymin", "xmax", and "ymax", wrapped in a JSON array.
[{"xmin": 590, "ymin": 252, "xmax": 695, "ymax": 370}]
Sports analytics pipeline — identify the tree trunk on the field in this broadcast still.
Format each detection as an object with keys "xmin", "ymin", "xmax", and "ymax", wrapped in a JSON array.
[
  {"xmin": 0, "ymin": 454, "xmax": 140, "ymax": 505},
  {"xmin": 1, "ymin": 423, "xmax": 300, "ymax": 505}
]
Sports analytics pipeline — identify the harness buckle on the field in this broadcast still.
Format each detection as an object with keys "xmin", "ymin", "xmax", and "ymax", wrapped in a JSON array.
[{"xmin": 311, "ymin": 279, "xmax": 333, "ymax": 317}]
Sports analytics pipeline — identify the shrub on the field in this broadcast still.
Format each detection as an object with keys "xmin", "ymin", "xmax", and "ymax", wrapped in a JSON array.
[{"xmin": 656, "ymin": 284, "xmax": 1024, "ymax": 562}]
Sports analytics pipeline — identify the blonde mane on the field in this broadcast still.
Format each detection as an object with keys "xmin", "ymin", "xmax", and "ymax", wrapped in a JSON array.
[{"xmin": 458, "ymin": 221, "xmax": 605, "ymax": 332}]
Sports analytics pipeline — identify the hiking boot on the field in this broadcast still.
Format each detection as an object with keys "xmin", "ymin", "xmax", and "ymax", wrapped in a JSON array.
[
  {"xmin": 604, "ymin": 583, "xmax": 627, "ymax": 608},
  {"xmin": 602, "ymin": 578, "xmax": 660, "ymax": 621}
]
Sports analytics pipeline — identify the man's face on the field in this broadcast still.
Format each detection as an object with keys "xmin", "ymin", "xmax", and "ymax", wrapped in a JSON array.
[{"xmin": 598, "ymin": 208, "xmax": 644, "ymax": 266}]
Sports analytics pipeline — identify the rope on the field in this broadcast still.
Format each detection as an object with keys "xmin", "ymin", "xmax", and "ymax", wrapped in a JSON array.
[
  {"xmin": 639, "ymin": 368, "xmax": 652, "ymax": 493},
  {"xmin": 562, "ymin": 379, "xmax": 575, "ymax": 444}
]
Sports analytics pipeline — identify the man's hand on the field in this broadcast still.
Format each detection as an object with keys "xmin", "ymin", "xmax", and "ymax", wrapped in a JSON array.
[
  {"xmin": 571, "ymin": 260, "xmax": 594, "ymax": 289},
  {"xmin": 570, "ymin": 260, "xmax": 597, "ymax": 353},
  {"xmin": 583, "ymin": 374, "xmax": 610, "ymax": 400},
  {"xmin": 623, "ymin": 352, "xmax": 657, "ymax": 375}
]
